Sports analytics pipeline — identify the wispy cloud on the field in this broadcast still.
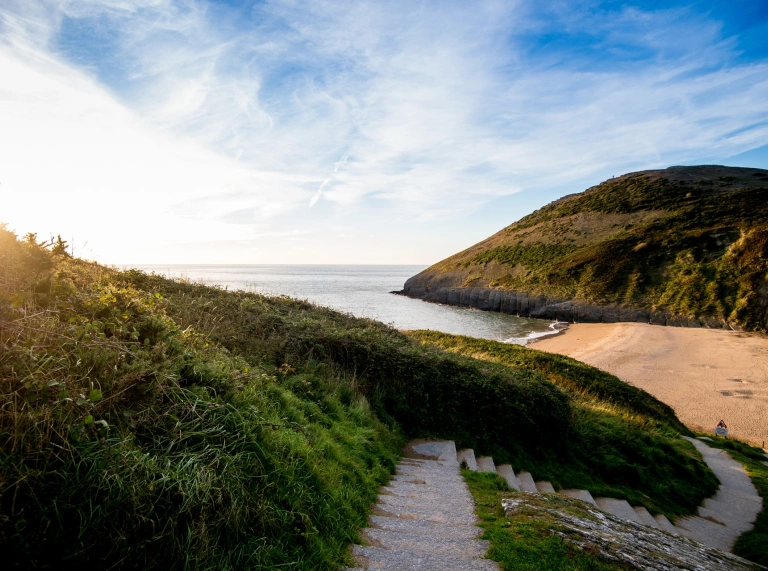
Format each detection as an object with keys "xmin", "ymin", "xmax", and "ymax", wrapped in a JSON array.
[{"xmin": 1, "ymin": 0, "xmax": 767, "ymax": 262}]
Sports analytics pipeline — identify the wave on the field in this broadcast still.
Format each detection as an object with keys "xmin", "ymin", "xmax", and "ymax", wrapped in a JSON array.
[{"xmin": 503, "ymin": 321, "xmax": 569, "ymax": 345}]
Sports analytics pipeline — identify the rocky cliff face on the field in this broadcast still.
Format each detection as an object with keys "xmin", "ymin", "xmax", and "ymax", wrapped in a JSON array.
[
  {"xmin": 396, "ymin": 281, "xmax": 738, "ymax": 328},
  {"xmin": 395, "ymin": 166, "xmax": 768, "ymax": 331}
]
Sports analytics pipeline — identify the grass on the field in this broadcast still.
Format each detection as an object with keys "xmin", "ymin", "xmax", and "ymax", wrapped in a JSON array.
[
  {"xmin": 407, "ymin": 166, "xmax": 768, "ymax": 331},
  {"xmin": 693, "ymin": 435, "xmax": 768, "ymax": 566},
  {"xmin": 463, "ymin": 470, "xmax": 632, "ymax": 570},
  {"xmin": 0, "ymin": 228, "xmax": 403, "ymax": 569},
  {"xmin": 0, "ymin": 224, "xmax": 729, "ymax": 568},
  {"xmin": 409, "ymin": 331, "xmax": 718, "ymax": 518}
]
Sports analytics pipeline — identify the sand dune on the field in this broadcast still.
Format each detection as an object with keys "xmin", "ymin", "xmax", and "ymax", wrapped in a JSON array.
[{"xmin": 533, "ymin": 323, "xmax": 768, "ymax": 448}]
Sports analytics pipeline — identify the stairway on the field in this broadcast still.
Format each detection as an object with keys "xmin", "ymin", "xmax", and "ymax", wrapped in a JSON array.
[
  {"xmin": 347, "ymin": 440, "xmax": 498, "ymax": 570},
  {"xmin": 456, "ymin": 438, "xmax": 762, "ymax": 553},
  {"xmin": 458, "ymin": 447, "xmax": 676, "ymax": 532},
  {"xmin": 348, "ymin": 437, "xmax": 761, "ymax": 568}
]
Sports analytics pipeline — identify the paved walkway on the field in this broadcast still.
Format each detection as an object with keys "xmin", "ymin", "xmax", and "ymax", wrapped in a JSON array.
[
  {"xmin": 674, "ymin": 437, "xmax": 763, "ymax": 552},
  {"xmin": 348, "ymin": 436, "xmax": 763, "ymax": 569},
  {"xmin": 347, "ymin": 440, "xmax": 498, "ymax": 570}
]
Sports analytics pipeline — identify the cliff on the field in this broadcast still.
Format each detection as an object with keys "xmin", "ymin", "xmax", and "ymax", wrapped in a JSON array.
[{"xmin": 397, "ymin": 165, "xmax": 768, "ymax": 330}]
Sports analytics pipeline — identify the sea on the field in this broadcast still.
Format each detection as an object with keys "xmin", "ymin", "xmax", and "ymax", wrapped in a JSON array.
[{"xmin": 129, "ymin": 264, "xmax": 558, "ymax": 344}]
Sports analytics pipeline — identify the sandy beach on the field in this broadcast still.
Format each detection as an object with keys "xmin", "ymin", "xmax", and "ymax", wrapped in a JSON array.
[{"xmin": 533, "ymin": 323, "xmax": 768, "ymax": 448}]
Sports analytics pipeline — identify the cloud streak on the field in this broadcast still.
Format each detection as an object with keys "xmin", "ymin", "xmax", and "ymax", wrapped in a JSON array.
[{"xmin": 1, "ymin": 0, "xmax": 767, "ymax": 262}]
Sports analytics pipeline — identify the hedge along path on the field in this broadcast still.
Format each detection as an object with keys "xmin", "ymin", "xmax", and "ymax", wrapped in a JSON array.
[{"xmin": 347, "ymin": 440, "xmax": 498, "ymax": 571}]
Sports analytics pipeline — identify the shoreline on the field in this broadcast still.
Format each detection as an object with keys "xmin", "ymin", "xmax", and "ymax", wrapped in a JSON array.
[
  {"xmin": 506, "ymin": 320, "xmax": 570, "ymax": 345},
  {"xmin": 531, "ymin": 323, "xmax": 768, "ymax": 448}
]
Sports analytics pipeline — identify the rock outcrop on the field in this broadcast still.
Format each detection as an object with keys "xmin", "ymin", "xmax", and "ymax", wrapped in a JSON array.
[
  {"xmin": 501, "ymin": 494, "xmax": 764, "ymax": 571},
  {"xmin": 394, "ymin": 282, "xmax": 739, "ymax": 329}
]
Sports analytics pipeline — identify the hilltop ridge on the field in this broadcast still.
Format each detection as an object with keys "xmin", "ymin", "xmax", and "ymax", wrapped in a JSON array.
[{"xmin": 397, "ymin": 165, "xmax": 768, "ymax": 331}]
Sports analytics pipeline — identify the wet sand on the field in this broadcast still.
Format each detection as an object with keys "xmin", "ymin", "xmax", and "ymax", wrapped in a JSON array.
[{"xmin": 533, "ymin": 323, "xmax": 768, "ymax": 448}]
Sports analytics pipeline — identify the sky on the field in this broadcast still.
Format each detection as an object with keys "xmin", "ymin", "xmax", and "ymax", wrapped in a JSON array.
[{"xmin": 1, "ymin": 0, "xmax": 767, "ymax": 265}]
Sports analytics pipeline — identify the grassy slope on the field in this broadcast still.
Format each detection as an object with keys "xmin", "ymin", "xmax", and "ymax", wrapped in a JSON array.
[
  {"xmin": 0, "ymin": 226, "xmax": 725, "ymax": 568},
  {"xmin": 410, "ymin": 166, "xmax": 768, "ymax": 330},
  {"xmin": 463, "ymin": 471, "xmax": 633, "ymax": 571},
  {"xmin": 0, "ymin": 231, "xmax": 402, "ymax": 569},
  {"xmin": 409, "ymin": 331, "xmax": 717, "ymax": 517}
]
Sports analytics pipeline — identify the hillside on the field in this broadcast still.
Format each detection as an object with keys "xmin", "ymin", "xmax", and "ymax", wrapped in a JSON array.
[
  {"xmin": 2, "ymin": 223, "xmax": 759, "ymax": 569},
  {"xmin": 397, "ymin": 165, "xmax": 768, "ymax": 331}
]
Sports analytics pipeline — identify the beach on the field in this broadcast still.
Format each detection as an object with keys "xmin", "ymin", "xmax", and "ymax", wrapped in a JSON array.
[{"xmin": 532, "ymin": 323, "xmax": 768, "ymax": 448}]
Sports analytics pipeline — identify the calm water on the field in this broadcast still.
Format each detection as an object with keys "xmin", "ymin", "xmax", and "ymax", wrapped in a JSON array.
[{"xmin": 130, "ymin": 265, "xmax": 556, "ymax": 343}]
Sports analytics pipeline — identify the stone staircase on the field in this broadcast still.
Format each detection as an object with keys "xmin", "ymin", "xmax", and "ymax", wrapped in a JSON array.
[
  {"xmin": 347, "ymin": 440, "xmax": 498, "ymax": 570},
  {"xmin": 347, "ymin": 437, "xmax": 762, "ymax": 568},
  {"xmin": 454, "ymin": 446, "xmax": 679, "ymax": 533}
]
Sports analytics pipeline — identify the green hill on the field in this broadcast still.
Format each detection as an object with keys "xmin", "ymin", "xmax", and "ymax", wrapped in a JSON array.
[
  {"xmin": 398, "ymin": 165, "xmax": 768, "ymax": 331},
  {"xmin": 2, "ymin": 223, "xmax": 760, "ymax": 569}
]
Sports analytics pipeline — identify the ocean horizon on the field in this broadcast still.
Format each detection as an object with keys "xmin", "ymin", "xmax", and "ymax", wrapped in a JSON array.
[{"xmin": 128, "ymin": 264, "xmax": 556, "ymax": 344}]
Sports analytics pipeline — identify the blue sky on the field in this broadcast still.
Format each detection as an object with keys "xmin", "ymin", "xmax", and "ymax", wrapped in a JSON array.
[{"xmin": 1, "ymin": 0, "xmax": 767, "ymax": 264}]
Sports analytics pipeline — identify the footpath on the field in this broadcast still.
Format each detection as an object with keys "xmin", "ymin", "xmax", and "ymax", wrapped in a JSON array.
[{"xmin": 346, "ymin": 438, "xmax": 763, "ymax": 570}]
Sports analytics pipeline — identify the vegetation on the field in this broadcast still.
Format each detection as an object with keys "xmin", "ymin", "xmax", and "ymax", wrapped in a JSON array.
[
  {"xmin": 0, "ymin": 227, "xmax": 402, "ymax": 569},
  {"xmin": 697, "ymin": 436, "xmax": 768, "ymax": 566},
  {"xmin": 463, "ymin": 470, "xmax": 632, "ymax": 570},
  {"xmin": 405, "ymin": 166, "xmax": 768, "ymax": 331},
  {"xmin": 409, "ymin": 331, "xmax": 717, "ymax": 517},
  {"xmin": 0, "ymin": 224, "xmax": 727, "ymax": 568}
]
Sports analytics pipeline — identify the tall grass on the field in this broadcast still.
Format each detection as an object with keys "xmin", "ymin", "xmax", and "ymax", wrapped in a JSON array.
[
  {"xmin": 0, "ymin": 224, "xmax": 725, "ymax": 567},
  {"xmin": 0, "ymin": 227, "xmax": 401, "ymax": 569}
]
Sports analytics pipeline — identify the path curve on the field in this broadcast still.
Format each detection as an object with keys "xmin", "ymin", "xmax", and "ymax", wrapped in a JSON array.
[{"xmin": 674, "ymin": 437, "xmax": 763, "ymax": 552}]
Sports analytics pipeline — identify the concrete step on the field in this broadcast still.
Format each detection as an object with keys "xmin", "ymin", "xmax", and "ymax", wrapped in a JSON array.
[
  {"xmin": 352, "ymin": 545, "xmax": 499, "ymax": 570},
  {"xmin": 410, "ymin": 440, "xmax": 458, "ymax": 462},
  {"xmin": 391, "ymin": 474, "xmax": 464, "ymax": 485},
  {"xmin": 653, "ymin": 514, "xmax": 678, "ymax": 535},
  {"xmin": 516, "ymin": 471, "xmax": 537, "ymax": 493},
  {"xmin": 381, "ymin": 484, "xmax": 462, "ymax": 499},
  {"xmin": 702, "ymin": 489, "xmax": 763, "ymax": 526},
  {"xmin": 559, "ymin": 489, "xmax": 597, "ymax": 507},
  {"xmin": 367, "ymin": 515, "xmax": 481, "ymax": 540},
  {"xmin": 457, "ymin": 449, "xmax": 478, "ymax": 471},
  {"xmin": 675, "ymin": 515, "xmax": 740, "ymax": 552},
  {"xmin": 633, "ymin": 506, "xmax": 659, "ymax": 529},
  {"xmin": 696, "ymin": 506, "xmax": 730, "ymax": 527},
  {"xmin": 377, "ymin": 494, "xmax": 476, "ymax": 513},
  {"xmin": 351, "ymin": 440, "xmax": 497, "ymax": 570},
  {"xmin": 495, "ymin": 465, "xmax": 520, "ymax": 491},
  {"xmin": 394, "ymin": 467, "xmax": 462, "ymax": 480},
  {"xmin": 595, "ymin": 498, "xmax": 644, "ymax": 525},
  {"xmin": 373, "ymin": 500, "xmax": 477, "ymax": 525},
  {"xmin": 476, "ymin": 456, "xmax": 496, "ymax": 473},
  {"xmin": 683, "ymin": 437, "xmax": 759, "ymax": 496},
  {"xmin": 696, "ymin": 505, "xmax": 755, "ymax": 534},
  {"xmin": 361, "ymin": 528, "xmax": 490, "ymax": 559},
  {"xmin": 535, "ymin": 481, "xmax": 555, "ymax": 493}
]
